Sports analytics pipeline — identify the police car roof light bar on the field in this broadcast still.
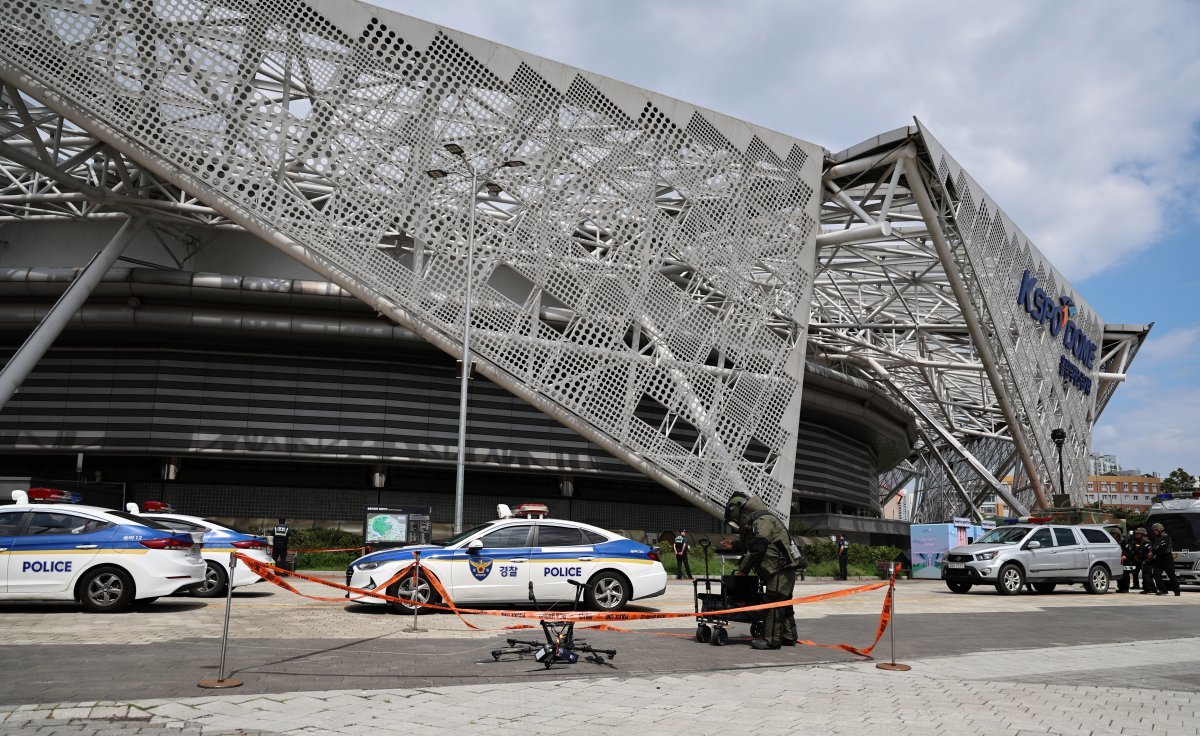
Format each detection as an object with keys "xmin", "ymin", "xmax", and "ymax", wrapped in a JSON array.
[{"xmin": 513, "ymin": 503, "xmax": 549, "ymax": 519}]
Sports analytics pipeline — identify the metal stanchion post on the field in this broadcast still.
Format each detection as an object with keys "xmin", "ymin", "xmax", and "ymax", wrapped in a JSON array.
[
  {"xmin": 199, "ymin": 552, "xmax": 245, "ymax": 688},
  {"xmin": 877, "ymin": 563, "xmax": 911, "ymax": 672},
  {"xmin": 407, "ymin": 549, "xmax": 427, "ymax": 633}
]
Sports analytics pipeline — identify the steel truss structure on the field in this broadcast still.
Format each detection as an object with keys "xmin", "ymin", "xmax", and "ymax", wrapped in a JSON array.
[
  {"xmin": 0, "ymin": 2, "xmax": 1147, "ymax": 522},
  {"xmin": 815, "ymin": 127, "xmax": 1148, "ymax": 520}
]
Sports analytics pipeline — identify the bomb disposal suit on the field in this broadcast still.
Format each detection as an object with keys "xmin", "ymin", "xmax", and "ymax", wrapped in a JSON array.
[{"xmin": 725, "ymin": 492, "xmax": 801, "ymax": 650}]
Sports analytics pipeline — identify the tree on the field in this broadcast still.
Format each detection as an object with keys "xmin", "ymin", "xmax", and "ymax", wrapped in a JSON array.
[{"xmin": 1160, "ymin": 468, "xmax": 1197, "ymax": 495}]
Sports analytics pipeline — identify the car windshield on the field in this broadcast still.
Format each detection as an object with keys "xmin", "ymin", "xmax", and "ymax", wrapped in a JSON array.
[
  {"xmin": 974, "ymin": 527, "xmax": 1030, "ymax": 545},
  {"xmin": 437, "ymin": 521, "xmax": 498, "ymax": 547}
]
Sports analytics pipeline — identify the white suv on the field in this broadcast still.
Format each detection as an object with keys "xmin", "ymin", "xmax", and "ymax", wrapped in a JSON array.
[{"xmin": 942, "ymin": 523, "xmax": 1122, "ymax": 595}]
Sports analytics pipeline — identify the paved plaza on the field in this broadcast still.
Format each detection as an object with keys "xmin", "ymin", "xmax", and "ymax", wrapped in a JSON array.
[{"xmin": 2, "ymin": 576, "xmax": 1198, "ymax": 735}]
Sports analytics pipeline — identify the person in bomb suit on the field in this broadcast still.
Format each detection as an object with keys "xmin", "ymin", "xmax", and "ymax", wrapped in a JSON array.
[
  {"xmin": 1149, "ymin": 522, "xmax": 1181, "ymax": 596},
  {"xmin": 725, "ymin": 492, "xmax": 802, "ymax": 650}
]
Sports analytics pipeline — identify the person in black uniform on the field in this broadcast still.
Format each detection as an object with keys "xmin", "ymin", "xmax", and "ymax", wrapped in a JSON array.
[
  {"xmin": 1113, "ymin": 528, "xmax": 1130, "ymax": 593},
  {"xmin": 673, "ymin": 530, "xmax": 693, "ymax": 580},
  {"xmin": 1149, "ymin": 522, "xmax": 1181, "ymax": 596},
  {"xmin": 1128, "ymin": 527, "xmax": 1148, "ymax": 591},
  {"xmin": 835, "ymin": 535, "xmax": 850, "ymax": 581},
  {"xmin": 272, "ymin": 517, "xmax": 291, "ymax": 572},
  {"xmin": 1136, "ymin": 527, "xmax": 1157, "ymax": 594}
]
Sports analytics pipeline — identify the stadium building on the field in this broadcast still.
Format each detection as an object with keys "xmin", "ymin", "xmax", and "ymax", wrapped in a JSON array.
[{"xmin": 0, "ymin": 1, "xmax": 1149, "ymax": 541}]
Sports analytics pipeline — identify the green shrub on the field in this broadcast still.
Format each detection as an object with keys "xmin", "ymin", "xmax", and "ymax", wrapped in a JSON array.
[
  {"xmin": 291, "ymin": 528, "xmax": 366, "ymax": 571},
  {"xmin": 660, "ymin": 539, "xmax": 900, "ymax": 579}
]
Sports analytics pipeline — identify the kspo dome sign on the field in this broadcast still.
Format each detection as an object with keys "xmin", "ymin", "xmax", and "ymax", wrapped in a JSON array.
[{"xmin": 1016, "ymin": 270, "xmax": 1096, "ymax": 396}]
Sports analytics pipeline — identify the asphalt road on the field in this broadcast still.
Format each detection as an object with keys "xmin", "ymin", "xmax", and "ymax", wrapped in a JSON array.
[{"xmin": 2, "ymin": 578, "xmax": 1196, "ymax": 705}]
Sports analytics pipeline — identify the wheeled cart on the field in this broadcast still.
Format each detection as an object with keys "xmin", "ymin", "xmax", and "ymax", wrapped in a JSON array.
[{"xmin": 693, "ymin": 574, "xmax": 767, "ymax": 646}]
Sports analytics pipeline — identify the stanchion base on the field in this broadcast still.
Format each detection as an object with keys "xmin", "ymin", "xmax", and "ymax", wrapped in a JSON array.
[
  {"xmin": 405, "ymin": 627, "xmax": 427, "ymax": 633},
  {"xmin": 197, "ymin": 678, "xmax": 244, "ymax": 689},
  {"xmin": 875, "ymin": 662, "xmax": 912, "ymax": 672}
]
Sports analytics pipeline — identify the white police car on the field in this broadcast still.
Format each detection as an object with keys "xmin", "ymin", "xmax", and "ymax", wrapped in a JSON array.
[
  {"xmin": 347, "ymin": 504, "xmax": 667, "ymax": 613},
  {"xmin": 0, "ymin": 490, "xmax": 206, "ymax": 612},
  {"xmin": 128, "ymin": 504, "xmax": 271, "ymax": 597}
]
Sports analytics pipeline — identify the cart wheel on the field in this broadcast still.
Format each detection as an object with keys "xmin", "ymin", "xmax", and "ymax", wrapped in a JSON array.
[
  {"xmin": 711, "ymin": 627, "xmax": 728, "ymax": 646},
  {"xmin": 696, "ymin": 624, "xmax": 712, "ymax": 643},
  {"xmin": 750, "ymin": 621, "xmax": 765, "ymax": 638}
]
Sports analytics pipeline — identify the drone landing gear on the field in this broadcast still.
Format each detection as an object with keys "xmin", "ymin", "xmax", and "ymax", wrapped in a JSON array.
[{"xmin": 490, "ymin": 580, "xmax": 617, "ymax": 668}]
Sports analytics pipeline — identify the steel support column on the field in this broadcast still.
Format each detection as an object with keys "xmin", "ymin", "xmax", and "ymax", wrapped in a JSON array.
[
  {"xmin": 0, "ymin": 217, "xmax": 142, "ymax": 410},
  {"xmin": 901, "ymin": 156, "xmax": 1050, "ymax": 510},
  {"xmin": 866, "ymin": 357, "xmax": 1030, "ymax": 516}
]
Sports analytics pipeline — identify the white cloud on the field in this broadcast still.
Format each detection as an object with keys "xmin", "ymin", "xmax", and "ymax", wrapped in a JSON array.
[
  {"xmin": 1094, "ymin": 387, "xmax": 1200, "ymax": 475},
  {"xmin": 1139, "ymin": 325, "xmax": 1200, "ymax": 363},
  {"xmin": 379, "ymin": 0, "xmax": 1200, "ymax": 283}
]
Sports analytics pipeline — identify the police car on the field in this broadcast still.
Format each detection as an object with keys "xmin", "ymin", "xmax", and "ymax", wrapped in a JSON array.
[
  {"xmin": 0, "ymin": 490, "xmax": 206, "ymax": 612},
  {"xmin": 128, "ymin": 504, "xmax": 271, "ymax": 597},
  {"xmin": 347, "ymin": 504, "xmax": 667, "ymax": 613}
]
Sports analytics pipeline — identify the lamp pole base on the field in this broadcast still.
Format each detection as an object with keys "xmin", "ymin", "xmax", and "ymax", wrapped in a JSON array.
[{"xmin": 875, "ymin": 662, "xmax": 912, "ymax": 672}]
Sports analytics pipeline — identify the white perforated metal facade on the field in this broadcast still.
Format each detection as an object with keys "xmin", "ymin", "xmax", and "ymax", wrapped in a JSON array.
[{"xmin": 0, "ymin": 0, "xmax": 821, "ymax": 517}]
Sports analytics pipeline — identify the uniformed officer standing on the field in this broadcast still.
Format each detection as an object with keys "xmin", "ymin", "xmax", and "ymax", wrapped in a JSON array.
[
  {"xmin": 1136, "ymin": 527, "xmax": 1157, "ymax": 595},
  {"xmin": 725, "ymin": 492, "xmax": 802, "ymax": 650},
  {"xmin": 1128, "ymin": 527, "xmax": 1148, "ymax": 591},
  {"xmin": 835, "ymin": 535, "xmax": 850, "ymax": 581},
  {"xmin": 1112, "ymin": 528, "xmax": 1130, "ymax": 593},
  {"xmin": 1149, "ymin": 522, "xmax": 1181, "ymax": 596},
  {"xmin": 673, "ymin": 530, "xmax": 693, "ymax": 580},
  {"xmin": 272, "ymin": 516, "xmax": 291, "ymax": 571}
]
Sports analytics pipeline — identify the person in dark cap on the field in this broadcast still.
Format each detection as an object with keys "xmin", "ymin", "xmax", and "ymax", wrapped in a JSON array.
[
  {"xmin": 1112, "ymin": 527, "xmax": 1130, "ymax": 593},
  {"xmin": 272, "ymin": 516, "xmax": 292, "ymax": 572},
  {"xmin": 673, "ymin": 530, "xmax": 693, "ymax": 580},
  {"xmin": 1127, "ymin": 527, "xmax": 1148, "ymax": 591},
  {"xmin": 1149, "ymin": 522, "xmax": 1181, "ymax": 596}
]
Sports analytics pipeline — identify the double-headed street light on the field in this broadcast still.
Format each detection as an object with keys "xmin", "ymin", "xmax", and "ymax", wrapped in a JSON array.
[{"xmin": 427, "ymin": 143, "xmax": 524, "ymax": 533}]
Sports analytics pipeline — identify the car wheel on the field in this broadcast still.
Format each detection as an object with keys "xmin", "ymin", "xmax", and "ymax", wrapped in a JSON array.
[
  {"xmin": 946, "ymin": 580, "xmax": 973, "ymax": 594},
  {"xmin": 387, "ymin": 572, "xmax": 440, "ymax": 614},
  {"xmin": 192, "ymin": 561, "xmax": 229, "ymax": 598},
  {"xmin": 585, "ymin": 571, "xmax": 631, "ymax": 612},
  {"xmin": 1085, "ymin": 564, "xmax": 1110, "ymax": 594},
  {"xmin": 79, "ymin": 567, "xmax": 135, "ymax": 613},
  {"xmin": 1032, "ymin": 582, "xmax": 1057, "ymax": 594},
  {"xmin": 995, "ymin": 564, "xmax": 1025, "ymax": 596}
]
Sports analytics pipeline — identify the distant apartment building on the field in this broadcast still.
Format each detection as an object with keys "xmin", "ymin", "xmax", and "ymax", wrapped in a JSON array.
[
  {"xmin": 1090, "ymin": 453, "xmax": 1121, "ymax": 476},
  {"xmin": 1084, "ymin": 475, "xmax": 1160, "ymax": 510},
  {"xmin": 882, "ymin": 491, "xmax": 910, "ymax": 521},
  {"xmin": 981, "ymin": 472, "xmax": 1160, "ymax": 516}
]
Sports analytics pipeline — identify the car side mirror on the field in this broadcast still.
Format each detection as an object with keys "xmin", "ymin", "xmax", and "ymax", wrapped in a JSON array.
[
  {"xmin": 467, "ymin": 539, "xmax": 484, "ymax": 554},
  {"xmin": 1026, "ymin": 540, "xmax": 1041, "ymax": 550}
]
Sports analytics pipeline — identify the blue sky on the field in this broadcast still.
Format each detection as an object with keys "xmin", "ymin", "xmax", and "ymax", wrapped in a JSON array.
[{"xmin": 382, "ymin": 0, "xmax": 1200, "ymax": 476}]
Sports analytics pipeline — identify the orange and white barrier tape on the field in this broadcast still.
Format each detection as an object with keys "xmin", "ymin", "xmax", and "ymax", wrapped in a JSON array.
[
  {"xmin": 234, "ymin": 552, "xmax": 892, "ymax": 624},
  {"xmin": 236, "ymin": 554, "xmax": 902, "ymax": 657}
]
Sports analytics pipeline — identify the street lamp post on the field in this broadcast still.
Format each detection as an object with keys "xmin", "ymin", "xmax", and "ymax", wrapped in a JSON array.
[
  {"xmin": 427, "ymin": 144, "xmax": 524, "ymax": 533},
  {"xmin": 1051, "ymin": 427, "xmax": 1067, "ymax": 508}
]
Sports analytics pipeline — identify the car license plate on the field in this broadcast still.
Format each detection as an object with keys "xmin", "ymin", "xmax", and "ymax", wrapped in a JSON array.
[{"xmin": 948, "ymin": 562, "xmax": 965, "ymax": 569}]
